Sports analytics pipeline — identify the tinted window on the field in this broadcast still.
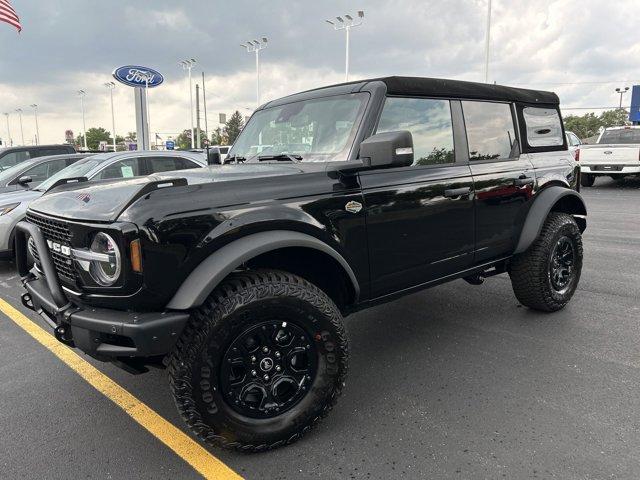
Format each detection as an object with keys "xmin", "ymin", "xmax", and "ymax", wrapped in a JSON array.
[
  {"xmin": 93, "ymin": 158, "xmax": 143, "ymax": 180},
  {"xmin": 219, "ymin": 147, "xmax": 229, "ymax": 154},
  {"xmin": 0, "ymin": 150, "xmax": 30, "ymax": 170},
  {"xmin": 31, "ymin": 148, "xmax": 69, "ymax": 158},
  {"xmin": 522, "ymin": 107, "xmax": 563, "ymax": 147},
  {"xmin": 376, "ymin": 97, "xmax": 454, "ymax": 166},
  {"xmin": 21, "ymin": 158, "xmax": 69, "ymax": 183},
  {"xmin": 598, "ymin": 129, "xmax": 640, "ymax": 144},
  {"xmin": 147, "ymin": 156, "xmax": 199, "ymax": 174},
  {"xmin": 462, "ymin": 101, "xmax": 516, "ymax": 160}
]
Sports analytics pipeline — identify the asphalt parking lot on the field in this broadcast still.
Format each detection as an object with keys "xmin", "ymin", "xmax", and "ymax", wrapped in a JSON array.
[{"xmin": 1, "ymin": 176, "xmax": 639, "ymax": 480}]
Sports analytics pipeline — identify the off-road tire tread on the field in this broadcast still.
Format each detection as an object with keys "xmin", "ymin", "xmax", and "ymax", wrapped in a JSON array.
[
  {"xmin": 167, "ymin": 269, "xmax": 348, "ymax": 452},
  {"xmin": 509, "ymin": 212, "xmax": 582, "ymax": 312}
]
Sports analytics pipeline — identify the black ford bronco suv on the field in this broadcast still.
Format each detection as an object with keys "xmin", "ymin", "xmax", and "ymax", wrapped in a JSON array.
[{"xmin": 16, "ymin": 77, "xmax": 586, "ymax": 451}]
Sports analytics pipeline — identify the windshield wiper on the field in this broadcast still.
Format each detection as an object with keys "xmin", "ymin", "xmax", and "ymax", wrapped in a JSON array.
[
  {"xmin": 223, "ymin": 155, "xmax": 246, "ymax": 164},
  {"xmin": 257, "ymin": 154, "xmax": 303, "ymax": 162}
]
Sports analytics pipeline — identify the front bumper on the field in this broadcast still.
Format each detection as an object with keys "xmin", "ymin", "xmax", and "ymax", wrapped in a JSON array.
[
  {"xmin": 15, "ymin": 220, "xmax": 189, "ymax": 359},
  {"xmin": 581, "ymin": 165, "xmax": 640, "ymax": 175}
]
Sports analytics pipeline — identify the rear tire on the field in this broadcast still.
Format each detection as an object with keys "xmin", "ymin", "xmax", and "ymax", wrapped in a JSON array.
[
  {"xmin": 580, "ymin": 173, "xmax": 595, "ymax": 187},
  {"xmin": 168, "ymin": 269, "xmax": 348, "ymax": 452},
  {"xmin": 509, "ymin": 212, "xmax": 583, "ymax": 312}
]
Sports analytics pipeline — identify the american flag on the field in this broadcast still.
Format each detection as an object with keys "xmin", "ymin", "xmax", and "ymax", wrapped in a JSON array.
[{"xmin": 0, "ymin": 0, "xmax": 21, "ymax": 32}]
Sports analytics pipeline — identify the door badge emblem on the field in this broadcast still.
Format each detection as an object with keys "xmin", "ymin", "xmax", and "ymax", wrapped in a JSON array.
[{"xmin": 345, "ymin": 201, "xmax": 363, "ymax": 214}]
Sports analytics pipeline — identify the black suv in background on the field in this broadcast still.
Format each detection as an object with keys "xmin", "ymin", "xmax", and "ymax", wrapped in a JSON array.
[
  {"xmin": 17, "ymin": 77, "xmax": 586, "ymax": 451},
  {"xmin": 0, "ymin": 144, "xmax": 76, "ymax": 171}
]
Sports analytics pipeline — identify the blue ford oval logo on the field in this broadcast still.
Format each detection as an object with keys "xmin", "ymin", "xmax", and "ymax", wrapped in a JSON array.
[{"xmin": 112, "ymin": 65, "xmax": 164, "ymax": 88}]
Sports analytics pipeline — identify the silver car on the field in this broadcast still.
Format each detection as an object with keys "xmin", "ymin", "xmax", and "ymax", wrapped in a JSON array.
[{"xmin": 0, "ymin": 150, "xmax": 206, "ymax": 259}]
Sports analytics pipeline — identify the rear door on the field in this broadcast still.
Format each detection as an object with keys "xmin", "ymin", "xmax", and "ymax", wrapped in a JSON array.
[
  {"xmin": 91, "ymin": 157, "xmax": 145, "ymax": 180},
  {"xmin": 462, "ymin": 100, "xmax": 535, "ymax": 263},
  {"xmin": 360, "ymin": 97, "xmax": 475, "ymax": 298}
]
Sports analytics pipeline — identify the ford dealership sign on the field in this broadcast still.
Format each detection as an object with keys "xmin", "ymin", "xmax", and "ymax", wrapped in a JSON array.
[{"xmin": 112, "ymin": 65, "xmax": 164, "ymax": 88}]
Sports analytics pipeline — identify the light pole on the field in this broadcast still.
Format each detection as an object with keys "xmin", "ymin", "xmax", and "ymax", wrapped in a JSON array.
[
  {"xmin": 180, "ymin": 58, "xmax": 197, "ymax": 148},
  {"xmin": 77, "ymin": 90, "xmax": 88, "ymax": 150},
  {"xmin": 615, "ymin": 87, "xmax": 629, "ymax": 109},
  {"xmin": 15, "ymin": 108, "xmax": 24, "ymax": 145},
  {"xmin": 3, "ymin": 112, "xmax": 11, "ymax": 147},
  {"xmin": 484, "ymin": 0, "xmax": 492, "ymax": 83},
  {"xmin": 30, "ymin": 104, "xmax": 39, "ymax": 145},
  {"xmin": 104, "ymin": 82, "xmax": 117, "ymax": 152},
  {"xmin": 325, "ymin": 11, "xmax": 364, "ymax": 82},
  {"xmin": 240, "ymin": 38, "xmax": 268, "ymax": 107}
]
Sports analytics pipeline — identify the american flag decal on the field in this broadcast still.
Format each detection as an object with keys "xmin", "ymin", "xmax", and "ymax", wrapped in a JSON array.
[
  {"xmin": 0, "ymin": 0, "xmax": 22, "ymax": 32},
  {"xmin": 76, "ymin": 193, "xmax": 91, "ymax": 203}
]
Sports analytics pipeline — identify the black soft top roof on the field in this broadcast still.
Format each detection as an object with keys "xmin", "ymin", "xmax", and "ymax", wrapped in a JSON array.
[
  {"xmin": 265, "ymin": 76, "xmax": 559, "ymax": 108},
  {"xmin": 378, "ymin": 76, "xmax": 558, "ymax": 104}
]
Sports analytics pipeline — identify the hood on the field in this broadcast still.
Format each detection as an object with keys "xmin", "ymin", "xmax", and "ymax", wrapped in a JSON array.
[
  {"xmin": 0, "ymin": 188, "xmax": 42, "ymax": 206},
  {"xmin": 28, "ymin": 163, "xmax": 308, "ymax": 223}
]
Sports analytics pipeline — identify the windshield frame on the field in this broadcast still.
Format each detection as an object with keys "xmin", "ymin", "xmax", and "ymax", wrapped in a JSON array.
[{"xmin": 229, "ymin": 91, "xmax": 372, "ymax": 163}]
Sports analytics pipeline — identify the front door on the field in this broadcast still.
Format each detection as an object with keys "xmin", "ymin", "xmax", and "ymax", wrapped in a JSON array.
[{"xmin": 360, "ymin": 97, "xmax": 475, "ymax": 299}]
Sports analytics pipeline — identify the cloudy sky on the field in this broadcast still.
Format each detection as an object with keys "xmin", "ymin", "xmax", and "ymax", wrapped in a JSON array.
[{"xmin": 1, "ymin": 0, "xmax": 639, "ymax": 145}]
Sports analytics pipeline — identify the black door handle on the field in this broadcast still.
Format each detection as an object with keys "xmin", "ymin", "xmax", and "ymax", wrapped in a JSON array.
[
  {"xmin": 444, "ymin": 186, "xmax": 471, "ymax": 198},
  {"xmin": 514, "ymin": 176, "xmax": 534, "ymax": 186}
]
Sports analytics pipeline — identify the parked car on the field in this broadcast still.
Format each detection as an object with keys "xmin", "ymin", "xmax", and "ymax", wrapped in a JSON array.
[
  {"xmin": 0, "ymin": 150, "xmax": 206, "ymax": 259},
  {"xmin": 578, "ymin": 126, "xmax": 640, "ymax": 186},
  {"xmin": 566, "ymin": 130, "xmax": 581, "ymax": 161},
  {"xmin": 0, "ymin": 153, "xmax": 93, "ymax": 194},
  {"xmin": 0, "ymin": 144, "xmax": 77, "ymax": 172},
  {"xmin": 17, "ymin": 76, "xmax": 586, "ymax": 451}
]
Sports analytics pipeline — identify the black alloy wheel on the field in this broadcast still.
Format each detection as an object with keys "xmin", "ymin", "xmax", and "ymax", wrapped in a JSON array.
[
  {"xmin": 549, "ymin": 236, "xmax": 575, "ymax": 294},
  {"xmin": 220, "ymin": 320, "xmax": 317, "ymax": 419}
]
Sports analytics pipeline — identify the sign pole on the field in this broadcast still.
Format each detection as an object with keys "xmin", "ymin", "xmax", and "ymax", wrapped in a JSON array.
[{"xmin": 134, "ymin": 87, "xmax": 150, "ymax": 150}]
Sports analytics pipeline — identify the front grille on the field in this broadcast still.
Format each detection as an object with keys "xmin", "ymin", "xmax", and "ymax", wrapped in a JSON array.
[{"xmin": 26, "ymin": 212, "xmax": 77, "ymax": 283}]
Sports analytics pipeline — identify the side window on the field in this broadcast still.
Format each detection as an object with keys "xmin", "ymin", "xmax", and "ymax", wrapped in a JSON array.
[
  {"xmin": 522, "ymin": 107, "xmax": 563, "ymax": 147},
  {"xmin": 570, "ymin": 133, "xmax": 581, "ymax": 146},
  {"xmin": 0, "ymin": 150, "xmax": 30, "ymax": 170},
  {"xmin": 147, "ymin": 156, "xmax": 200, "ymax": 174},
  {"xmin": 32, "ymin": 148, "xmax": 66, "ymax": 158},
  {"xmin": 462, "ymin": 101, "xmax": 516, "ymax": 160},
  {"xmin": 94, "ymin": 158, "xmax": 142, "ymax": 180},
  {"xmin": 376, "ymin": 97, "xmax": 454, "ymax": 166},
  {"xmin": 22, "ymin": 158, "xmax": 69, "ymax": 183}
]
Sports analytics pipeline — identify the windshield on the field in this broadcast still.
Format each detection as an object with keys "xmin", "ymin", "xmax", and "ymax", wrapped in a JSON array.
[
  {"xmin": 37, "ymin": 157, "xmax": 102, "ymax": 190},
  {"xmin": 229, "ymin": 93, "xmax": 369, "ymax": 162},
  {"xmin": 598, "ymin": 129, "xmax": 640, "ymax": 144}
]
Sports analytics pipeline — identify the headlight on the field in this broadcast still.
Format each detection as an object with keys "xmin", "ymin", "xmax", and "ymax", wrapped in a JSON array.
[
  {"xmin": 0, "ymin": 202, "xmax": 20, "ymax": 215},
  {"xmin": 72, "ymin": 232, "xmax": 121, "ymax": 286}
]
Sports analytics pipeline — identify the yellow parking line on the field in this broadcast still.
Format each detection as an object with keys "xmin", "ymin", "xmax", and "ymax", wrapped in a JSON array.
[{"xmin": 0, "ymin": 298, "xmax": 242, "ymax": 480}]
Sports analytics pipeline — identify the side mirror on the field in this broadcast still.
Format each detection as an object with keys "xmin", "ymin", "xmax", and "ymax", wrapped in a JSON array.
[
  {"xmin": 207, "ymin": 149, "xmax": 221, "ymax": 165},
  {"xmin": 17, "ymin": 175, "xmax": 32, "ymax": 185},
  {"xmin": 359, "ymin": 130, "xmax": 414, "ymax": 169}
]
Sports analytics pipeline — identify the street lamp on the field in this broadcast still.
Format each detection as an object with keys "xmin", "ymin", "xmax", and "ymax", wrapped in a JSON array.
[
  {"xmin": 14, "ymin": 108, "xmax": 24, "ymax": 145},
  {"xmin": 615, "ymin": 87, "xmax": 630, "ymax": 109},
  {"xmin": 3, "ymin": 112, "xmax": 11, "ymax": 147},
  {"xmin": 180, "ymin": 58, "xmax": 197, "ymax": 148},
  {"xmin": 484, "ymin": 0, "xmax": 492, "ymax": 83},
  {"xmin": 104, "ymin": 82, "xmax": 117, "ymax": 152},
  {"xmin": 30, "ymin": 104, "xmax": 39, "ymax": 145},
  {"xmin": 240, "ymin": 37, "xmax": 268, "ymax": 107},
  {"xmin": 77, "ymin": 90, "xmax": 88, "ymax": 150},
  {"xmin": 325, "ymin": 11, "xmax": 364, "ymax": 82}
]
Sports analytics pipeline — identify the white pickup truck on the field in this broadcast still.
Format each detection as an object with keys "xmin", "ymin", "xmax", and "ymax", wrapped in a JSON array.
[{"xmin": 579, "ymin": 126, "xmax": 640, "ymax": 186}]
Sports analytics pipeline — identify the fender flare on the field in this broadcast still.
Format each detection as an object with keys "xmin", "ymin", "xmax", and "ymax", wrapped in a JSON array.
[
  {"xmin": 166, "ymin": 230, "xmax": 360, "ymax": 310},
  {"xmin": 514, "ymin": 186, "xmax": 587, "ymax": 254}
]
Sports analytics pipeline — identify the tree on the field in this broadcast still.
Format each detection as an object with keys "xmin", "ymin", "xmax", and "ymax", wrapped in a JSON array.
[
  {"xmin": 211, "ymin": 127, "xmax": 226, "ymax": 146},
  {"xmin": 563, "ymin": 108, "xmax": 630, "ymax": 140},
  {"xmin": 175, "ymin": 128, "xmax": 207, "ymax": 150},
  {"xmin": 76, "ymin": 127, "xmax": 113, "ymax": 150},
  {"xmin": 224, "ymin": 111, "xmax": 244, "ymax": 145}
]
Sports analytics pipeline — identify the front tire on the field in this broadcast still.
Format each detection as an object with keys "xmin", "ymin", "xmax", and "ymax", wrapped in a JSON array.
[
  {"xmin": 168, "ymin": 269, "xmax": 348, "ymax": 452},
  {"xmin": 509, "ymin": 212, "xmax": 583, "ymax": 312},
  {"xmin": 580, "ymin": 173, "xmax": 595, "ymax": 187}
]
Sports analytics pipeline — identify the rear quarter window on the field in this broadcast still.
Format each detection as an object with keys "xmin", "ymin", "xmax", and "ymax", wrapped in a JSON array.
[{"xmin": 522, "ymin": 107, "xmax": 563, "ymax": 147}]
